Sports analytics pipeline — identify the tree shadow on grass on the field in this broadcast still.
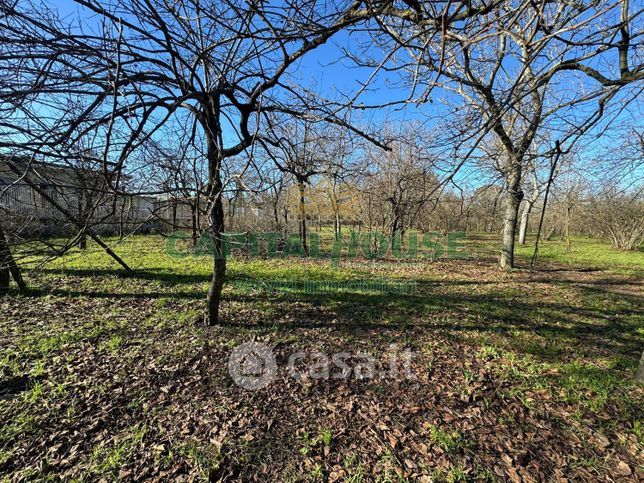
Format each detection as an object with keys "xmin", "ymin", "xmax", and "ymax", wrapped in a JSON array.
[
  {"xmin": 26, "ymin": 266, "xmax": 643, "ymax": 371},
  {"xmin": 39, "ymin": 267, "xmax": 211, "ymax": 286},
  {"xmin": 23, "ymin": 287, "xmax": 205, "ymax": 300},
  {"xmin": 215, "ymin": 286, "xmax": 642, "ymax": 365}
]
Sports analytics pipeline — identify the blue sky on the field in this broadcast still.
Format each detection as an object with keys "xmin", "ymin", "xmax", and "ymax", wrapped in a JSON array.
[
  {"xmin": 42, "ymin": 0, "xmax": 644, "ymax": 191},
  {"xmin": 54, "ymin": 0, "xmax": 427, "ymax": 121}
]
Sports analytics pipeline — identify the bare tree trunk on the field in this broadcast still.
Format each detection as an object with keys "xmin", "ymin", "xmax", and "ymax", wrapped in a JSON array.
[
  {"xmin": 500, "ymin": 164, "xmax": 523, "ymax": 270},
  {"xmin": 0, "ymin": 228, "xmax": 8, "ymax": 294},
  {"xmin": 272, "ymin": 202, "xmax": 280, "ymax": 231},
  {"xmin": 228, "ymin": 194, "xmax": 236, "ymax": 230},
  {"xmin": 118, "ymin": 196, "xmax": 132, "ymax": 240},
  {"xmin": 206, "ymin": 135, "xmax": 226, "ymax": 326},
  {"xmin": 518, "ymin": 202, "xmax": 532, "ymax": 245},
  {"xmin": 172, "ymin": 201, "xmax": 177, "ymax": 232},
  {"xmin": 545, "ymin": 225, "xmax": 556, "ymax": 241},
  {"xmin": 565, "ymin": 204, "xmax": 572, "ymax": 252},
  {"xmin": 196, "ymin": 195, "xmax": 201, "ymax": 236},
  {"xmin": 0, "ymin": 222, "xmax": 26, "ymax": 294},
  {"xmin": 207, "ymin": 193, "xmax": 226, "ymax": 325},
  {"xmin": 315, "ymin": 205, "xmax": 321, "ymax": 232},
  {"xmin": 637, "ymin": 350, "xmax": 644, "ymax": 385},
  {"xmin": 190, "ymin": 203, "xmax": 198, "ymax": 246},
  {"xmin": 389, "ymin": 210, "xmax": 400, "ymax": 250},
  {"xmin": 530, "ymin": 142, "xmax": 562, "ymax": 268},
  {"xmin": 297, "ymin": 178, "xmax": 308, "ymax": 254},
  {"xmin": 0, "ymin": 263, "xmax": 7, "ymax": 295},
  {"xmin": 77, "ymin": 194, "xmax": 87, "ymax": 250}
]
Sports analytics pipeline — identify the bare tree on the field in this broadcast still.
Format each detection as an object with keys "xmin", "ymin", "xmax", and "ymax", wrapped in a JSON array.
[
  {"xmin": 587, "ymin": 186, "xmax": 644, "ymax": 251},
  {"xmin": 517, "ymin": 146, "xmax": 570, "ymax": 245},
  {"xmin": 0, "ymin": 0, "xmax": 385, "ymax": 324},
  {"xmin": 266, "ymin": 118, "xmax": 340, "ymax": 253},
  {"xmin": 360, "ymin": 0, "xmax": 643, "ymax": 268},
  {"xmin": 146, "ymin": 136, "xmax": 207, "ymax": 244},
  {"xmin": 361, "ymin": 126, "xmax": 439, "ymax": 241},
  {"xmin": 320, "ymin": 128, "xmax": 356, "ymax": 240}
]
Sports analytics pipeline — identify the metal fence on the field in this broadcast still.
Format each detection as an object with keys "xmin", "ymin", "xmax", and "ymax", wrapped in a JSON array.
[{"xmin": 0, "ymin": 182, "xmax": 158, "ymax": 235}]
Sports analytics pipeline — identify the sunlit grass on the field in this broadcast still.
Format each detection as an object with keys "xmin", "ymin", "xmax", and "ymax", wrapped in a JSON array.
[{"xmin": 2, "ymin": 230, "xmax": 642, "ymax": 479}]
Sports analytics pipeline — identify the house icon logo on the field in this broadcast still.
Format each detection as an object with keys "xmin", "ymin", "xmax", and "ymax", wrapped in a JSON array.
[{"xmin": 228, "ymin": 342, "xmax": 277, "ymax": 390}]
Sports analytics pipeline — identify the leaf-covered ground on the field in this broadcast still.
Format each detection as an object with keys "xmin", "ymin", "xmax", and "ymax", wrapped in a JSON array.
[{"xmin": 1, "ymin": 235, "xmax": 642, "ymax": 481}]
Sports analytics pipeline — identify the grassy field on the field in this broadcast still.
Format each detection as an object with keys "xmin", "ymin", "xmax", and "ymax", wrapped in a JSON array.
[
  {"xmin": 0, "ymin": 233, "xmax": 642, "ymax": 481},
  {"xmin": 476, "ymin": 233, "xmax": 644, "ymax": 275}
]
